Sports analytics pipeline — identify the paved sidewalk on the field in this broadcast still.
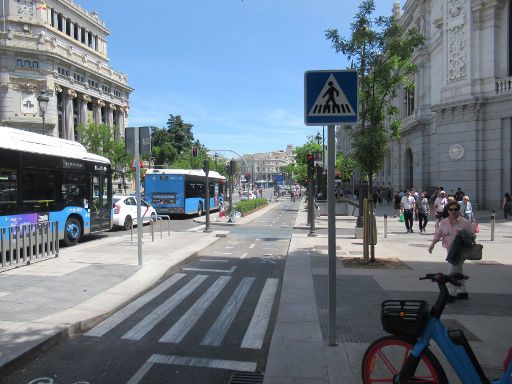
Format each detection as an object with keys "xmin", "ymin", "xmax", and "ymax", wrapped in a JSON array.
[{"xmin": 264, "ymin": 201, "xmax": 512, "ymax": 383}]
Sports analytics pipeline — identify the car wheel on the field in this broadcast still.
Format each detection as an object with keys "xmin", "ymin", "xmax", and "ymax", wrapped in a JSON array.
[
  {"xmin": 198, "ymin": 203, "xmax": 203, "ymax": 217},
  {"xmin": 123, "ymin": 215, "xmax": 133, "ymax": 230},
  {"xmin": 63, "ymin": 217, "xmax": 81, "ymax": 247}
]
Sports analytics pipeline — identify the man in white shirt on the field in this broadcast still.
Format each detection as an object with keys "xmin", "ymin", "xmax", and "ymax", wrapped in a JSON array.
[
  {"xmin": 400, "ymin": 190, "xmax": 416, "ymax": 233},
  {"xmin": 434, "ymin": 190, "xmax": 448, "ymax": 228}
]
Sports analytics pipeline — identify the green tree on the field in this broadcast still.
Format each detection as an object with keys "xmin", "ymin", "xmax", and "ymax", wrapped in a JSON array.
[
  {"xmin": 76, "ymin": 122, "xmax": 130, "ymax": 171},
  {"xmin": 292, "ymin": 141, "xmax": 322, "ymax": 185},
  {"xmin": 336, "ymin": 151, "xmax": 356, "ymax": 182},
  {"xmin": 326, "ymin": 0, "xmax": 423, "ymax": 196},
  {"xmin": 166, "ymin": 114, "xmax": 195, "ymax": 155}
]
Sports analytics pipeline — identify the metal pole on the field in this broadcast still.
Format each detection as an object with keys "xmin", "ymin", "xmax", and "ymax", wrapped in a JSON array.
[
  {"xmin": 135, "ymin": 127, "xmax": 143, "ymax": 266},
  {"xmin": 42, "ymin": 113, "xmax": 45, "ymax": 135},
  {"xmin": 204, "ymin": 166, "xmax": 212, "ymax": 233},
  {"xmin": 384, "ymin": 214, "xmax": 388, "ymax": 238},
  {"xmin": 327, "ymin": 125, "xmax": 337, "ymax": 346},
  {"xmin": 491, "ymin": 209, "xmax": 495, "ymax": 241},
  {"xmin": 308, "ymin": 162, "xmax": 316, "ymax": 237}
]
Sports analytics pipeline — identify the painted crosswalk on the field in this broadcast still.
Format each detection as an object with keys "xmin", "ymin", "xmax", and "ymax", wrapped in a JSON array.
[{"xmin": 86, "ymin": 273, "xmax": 279, "ymax": 352}]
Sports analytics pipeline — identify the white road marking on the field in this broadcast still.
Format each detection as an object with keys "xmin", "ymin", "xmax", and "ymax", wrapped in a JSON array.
[
  {"xmin": 199, "ymin": 258, "xmax": 229, "ymax": 262},
  {"xmin": 182, "ymin": 266, "xmax": 237, "ymax": 273},
  {"xmin": 185, "ymin": 225, "xmax": 204, "ymax": 232},
  {"xmin": 159, "ymin": 276, "xmax": 231, "ymax": 343},
  {"xmin": 126, "ymin": 354, "xmax": 257, "ymax": 384},
  {"xmin": 201, "ymin": 277, "xmax": 255, "ymax": 346},
  {"xmin": 241, "ymin": 278, "xmax": 279, "ymax": 349},
  {"xmin": 85, "ymin": 273, "xmax": 186, "ymax": 337},
  {"xmin": 121, "ymin": 275, "xmax": 207, "ymax": 341},
  {"xmin": 213, "ymin": 251, "xmax": 232, "ymax": 255},
  {"xmin": 249, "ymin": 243, "xmax": 255, "ymax": 249},
  {"xmin": 240, "ymin": 252, "xmax": 248, "ymax": 259},
  {"xmin": 225, "ymin": 246, "xmax": 234, "ymax": 249}
]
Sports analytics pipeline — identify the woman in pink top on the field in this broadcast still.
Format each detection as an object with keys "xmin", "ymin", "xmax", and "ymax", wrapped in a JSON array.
[{"xmin": 428, "ymin": 200, "xmax": 474, "ymax": 301}]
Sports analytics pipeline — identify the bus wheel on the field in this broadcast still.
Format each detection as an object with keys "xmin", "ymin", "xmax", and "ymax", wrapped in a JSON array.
[
  {"xmin": 198, "ymin": 203, "xmax": 203, "ymax": 217},
  {"xmin": 64, "ymin": 217, "xmax": 81, "ymax": 247},
  {"xmin": 123, "ymin": 216, "xmax": 133, "ymax": 230}
]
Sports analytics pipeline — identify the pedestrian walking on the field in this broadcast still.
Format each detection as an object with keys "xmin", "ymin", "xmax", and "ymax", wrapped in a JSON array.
[
  {"xmin": 393, "ymin": 192, "xmax": 401, "ymax": 218},
  {"xmin": 428, "ymin": 200, "xmax": 474, "ymax": 302},
  {"xmin": 459, "ymin": 195, "xmax": 473, "ymax": 221},
  {"xmin": 502, "ymin": 192, "xmax": 512, "ymax": 219},
  {"xmin": 416, "ymin": 191, "xmax": 430, "ymax": 233},
  {"xmin": 400, "ymin": 190, "xmax": 416, "ymax": 233},
  {"xmin": 434, "ymin": 190, "xmax": 448, "ymax": 228}
]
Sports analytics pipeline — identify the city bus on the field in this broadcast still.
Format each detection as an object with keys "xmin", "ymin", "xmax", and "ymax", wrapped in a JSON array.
[
  {"xmin": 144, "ymin": 169, "xmax": 226, "ymax": 216},
  {"xmin": 0, "ymin": 127, "xmax": 112, "ymax": 246}
]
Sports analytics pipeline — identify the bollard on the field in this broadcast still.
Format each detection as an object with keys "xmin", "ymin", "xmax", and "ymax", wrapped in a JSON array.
[
  {"xmin": 150, "ymin": 219, "xmax": 154, "ymax": 242},
  {"xmin": 384, "ymin": 214, "xmax": 388, "ymax": 238},
  {"xmin": 491, "ymin": 209, "xmax": 495, "ymax": 241}
]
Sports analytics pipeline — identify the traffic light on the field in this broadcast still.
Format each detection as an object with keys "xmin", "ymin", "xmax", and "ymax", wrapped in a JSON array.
[
  {"xmin": 229, "ymin": 160, "xmax": 235, "ymax": 176},
  {"xmin": 306, "ymin": 153, "xmax": 314, "ymax": 171},
  {"xmin": 192, "ymin": 147, "xmax": 198, "ymax": 157},
  {"xmin": 202, "ymin": 159, "xmax": 209, "ymax": 175}
]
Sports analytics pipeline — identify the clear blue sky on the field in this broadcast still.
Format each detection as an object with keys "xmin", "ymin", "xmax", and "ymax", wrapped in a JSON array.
[{"xmin": 76, "ymin": 0, "xmax": 397, "ymax": 156}]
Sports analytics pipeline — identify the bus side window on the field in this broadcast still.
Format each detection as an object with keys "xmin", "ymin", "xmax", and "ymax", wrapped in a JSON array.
[
  {"xmin": 0, "ymin": 168, "xmax": 18, "ymax": 215},
  {"xmin": 21, "ymin": 169, "xmax": 57, "ymax": 213}
]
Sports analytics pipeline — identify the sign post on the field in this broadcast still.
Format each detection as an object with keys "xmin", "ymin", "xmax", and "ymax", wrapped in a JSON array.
[
  {"xmin": 125, "ymin": 127, "xmax": 152, "ymax": 266},
  {"xmin": 305, "ymin": 70, "xmax": 358, "ymax": 346}
]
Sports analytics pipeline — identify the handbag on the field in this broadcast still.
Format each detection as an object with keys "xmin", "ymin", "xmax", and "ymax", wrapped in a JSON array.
[
  {"xmin": 461, "ymin": 243, "xmax": 483, "ymax": 260},
  {"xmin": 472, "ymin": 218, "xmax": 480, "ymax": 234},
  {"xmin": 399, "ymin": 213, "xmax": 404, "ymax": 222}
]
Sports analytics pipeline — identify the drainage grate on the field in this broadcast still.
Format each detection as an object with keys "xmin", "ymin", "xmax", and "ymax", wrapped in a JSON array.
[{"xmin": 228, "ymin": 371, "xmax": 264, "ymax": 384}]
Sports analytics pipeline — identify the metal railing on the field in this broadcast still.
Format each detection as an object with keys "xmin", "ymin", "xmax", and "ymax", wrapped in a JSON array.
[
  {"xmin": 130, "ymin": 215, "xmax": 171, "ymax": 243},
  {"xmin": 1, "ymin": 221, "xmax": 59, "ymax": 270}
]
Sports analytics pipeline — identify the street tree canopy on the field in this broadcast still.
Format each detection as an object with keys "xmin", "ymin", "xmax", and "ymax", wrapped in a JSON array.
[{"xmin": 326, "ymin": 0, "xmax": 424, "ymax": 195}]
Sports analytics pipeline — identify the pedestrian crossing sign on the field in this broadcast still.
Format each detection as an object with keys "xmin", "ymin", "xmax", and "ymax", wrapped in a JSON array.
[{"xmin": 304, "ymin": 70, "xmax": 358, "ymax": 125}]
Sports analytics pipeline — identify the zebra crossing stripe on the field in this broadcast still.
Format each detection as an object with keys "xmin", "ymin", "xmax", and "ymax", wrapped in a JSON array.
[
  {"xmin": 240, "ymin": 278, "xmax": 279, "ymax": 349},
  {"xmin": 200, "ymin": 277, "xmax": 255, "ymax": 346},
  {"xmin": 84, "ymin": 273, "xmax": 186, "ymax": 337},
  {"xmin": 126, "ymin": 354, "xmax": 257, "ymax": 384},
  {"xmin": 121, "ymin": 274, "xmax": 208, "ymax": 341},
  {"xmin": 159, "ymin": 276, "xmax": 231, "ymax": 343}
]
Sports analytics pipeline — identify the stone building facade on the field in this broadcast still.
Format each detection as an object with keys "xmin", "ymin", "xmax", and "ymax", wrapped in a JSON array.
[
  {"xmin": 339, "ymin": 0, "xmax": 511, "ymax": 209},
  {"xmin": 0, "ymin": 0, "xmax": 132, "ymax": 140}
]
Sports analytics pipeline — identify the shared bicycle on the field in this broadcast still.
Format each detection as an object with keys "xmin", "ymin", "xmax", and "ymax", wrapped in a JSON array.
[{"xmin": 362, "ymin": 272, "xmax": 512, "ymax": 383}]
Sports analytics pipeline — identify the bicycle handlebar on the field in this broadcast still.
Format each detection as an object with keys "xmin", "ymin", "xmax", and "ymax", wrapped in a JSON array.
[{"xmin": 419, "ymin": 272, "xmax": 469, "ymax": 287}]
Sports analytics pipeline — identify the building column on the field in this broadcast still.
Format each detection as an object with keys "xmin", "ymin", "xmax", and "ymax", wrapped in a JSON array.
[
  {"xmin": 79, "ymin": 94, "xmax": 91, "ymax": 125},
  {"xmin": 107, "ymin": 103, "xmax": 115, "ymax": 127},
  {"xmin": 118, "ymin": 107, "xmax": 126, "ymax": 137},
  {"xmin": 94, "ymin": 99, "xmax": 105, "ymax": 124},
  {"xmin": 64, "ymin": 90, "xmax": 76, "ymax": 141}
]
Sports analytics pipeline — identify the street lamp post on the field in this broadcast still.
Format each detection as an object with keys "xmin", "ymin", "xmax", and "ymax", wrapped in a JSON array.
[{"xmin": 37, "ymin": 91, "xmax": 49, "ymax": 135}]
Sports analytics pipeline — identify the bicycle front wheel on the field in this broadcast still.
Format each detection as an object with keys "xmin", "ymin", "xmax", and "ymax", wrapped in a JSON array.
[{"xmin": 361, "ymin": 336, "xmax": 447, "ymax": 383}]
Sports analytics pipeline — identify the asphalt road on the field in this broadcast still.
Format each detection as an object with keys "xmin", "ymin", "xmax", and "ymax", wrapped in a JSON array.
[{"xmin": 1, "ymin": 199, "xmax": 300, "ymax": 384}]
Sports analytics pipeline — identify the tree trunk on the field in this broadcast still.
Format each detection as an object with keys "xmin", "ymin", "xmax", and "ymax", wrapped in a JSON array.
[{"xmin": 369, "ymin": 174, "xmax": 375, "ymax": 262}]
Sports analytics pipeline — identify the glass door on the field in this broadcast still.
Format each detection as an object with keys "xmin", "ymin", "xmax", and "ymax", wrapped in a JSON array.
[{"xmin": 90, "ymin": 174, "xmax": 112, "ymax": 232}]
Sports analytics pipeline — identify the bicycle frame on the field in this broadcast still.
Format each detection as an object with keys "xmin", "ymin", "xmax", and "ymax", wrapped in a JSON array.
[{"xmin": 405, "ymin": 315, "xmax": 512, "ymax": 384}]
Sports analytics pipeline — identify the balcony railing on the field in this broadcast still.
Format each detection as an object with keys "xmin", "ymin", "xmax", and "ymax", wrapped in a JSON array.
[{"xmin": 496, "ymin": 76, "xmax": 512, "ymax": 94}]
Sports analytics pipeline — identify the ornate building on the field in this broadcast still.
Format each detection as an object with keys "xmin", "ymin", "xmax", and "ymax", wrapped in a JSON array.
[
  {"xmin": 0, "ymin": 0, "xmax": 132, "ymax": 140},
  {"xmin": 339, "ymin": 0, "xmax": 511, "ymax": 209}
]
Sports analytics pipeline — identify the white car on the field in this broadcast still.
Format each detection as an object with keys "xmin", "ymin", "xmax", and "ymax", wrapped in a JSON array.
[
  {"xmin": 240, "ymin": 191, "xmax": 256, "ymax": 201},
  {"xmin": 112, "ymin": 195, "xmax": 157, "ymax": 230}
]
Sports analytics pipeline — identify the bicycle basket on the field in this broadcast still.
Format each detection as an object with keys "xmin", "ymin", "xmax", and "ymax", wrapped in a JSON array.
[{"xmin": 381, "ymin": 300, "xmax": 429, "ymax": 339}]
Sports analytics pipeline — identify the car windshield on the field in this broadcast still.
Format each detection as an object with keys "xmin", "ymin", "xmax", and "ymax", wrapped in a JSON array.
[{"xmin": 113, "ymin": 197, "xmax": 121, "ymax": 205}]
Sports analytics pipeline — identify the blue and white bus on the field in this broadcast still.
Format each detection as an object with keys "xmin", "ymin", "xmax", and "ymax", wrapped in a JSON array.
[
  {"xmin": 0, "ymin": 127, "xmax": 112, "ymax": 246},
  {"xmin": 144, "ymin": 169, "xmax": 226, "ymax": 216}
]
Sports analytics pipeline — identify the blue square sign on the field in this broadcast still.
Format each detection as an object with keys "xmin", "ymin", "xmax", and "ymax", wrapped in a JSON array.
[{"xmin": 304, "ymin": 70, "xmax": 358, "ymax": 125}]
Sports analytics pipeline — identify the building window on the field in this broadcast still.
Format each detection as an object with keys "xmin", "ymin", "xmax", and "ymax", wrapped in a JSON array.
[
  {"xmin": 113, "ymin": 89, "xmax": 121, "ymax": 97},
  {"xmin": 32, "ymin": 61, "xmax": 38, "ymax": 69},
  {"xmin": 57, "ymin": 13, "xmax": 63, "ymax": 32},
  {"xmin": 73, "ymin": 73, "xmax": 84, "ymax": 83},
  {"xmin": 65, "ymin": 18, "xmax": 71, "ymax": 36},
  {"xmin": 88, "ymin": 31, "xmax": 93, "ymax": 48},
  {"xmin": 16, "ymin": 58, "xmax": 38, "ymax": 69},
  {"xmin": 101, "ymin": 85, "xmax": 111, "ymax": 93},
  {"xmin": 88, "ymin": 79, "xmax": 98, "ymax": 88},
  {"xmin": 81, "ymin": 28, "xmax": 86, "ymax": 44},
  {"xmin": 405, "ymin": 88, "xmax": 415, "ymax": 117},
  {"xmin": 51, "ymin": 9, "xmax": 55, "ymax": 27},
  {"xmin": 58, "ymin": 67, "xmax": 69, "ymax": 77},
  {"xmin": 74, "ymin": 23, "xmax": 79, "ymax": 40}
]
